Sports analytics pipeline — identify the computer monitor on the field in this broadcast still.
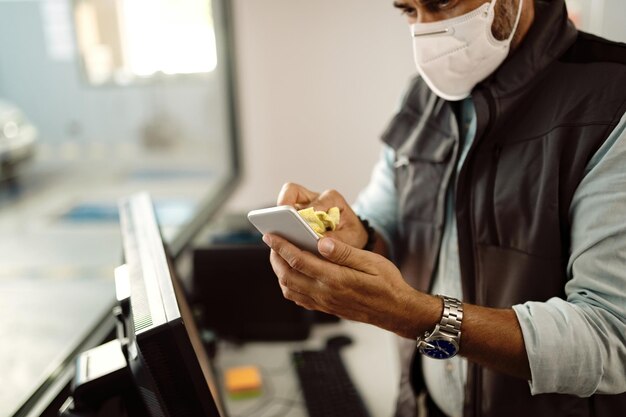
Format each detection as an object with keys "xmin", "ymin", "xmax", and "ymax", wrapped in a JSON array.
[{"xmin": 116, "ymin": 192, "xmax": 226, "ymax": 416}]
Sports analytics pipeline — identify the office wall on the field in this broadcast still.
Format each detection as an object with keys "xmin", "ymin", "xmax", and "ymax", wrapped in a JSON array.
[
  {"xmin": 568, "ymin": 0, "xmax": 626, "ymax": 41},
  {"xmin": 596, "ymin": 1, "xmax": 626, "ymax": 41},
  {"xmin": 226, "ymin": 0, "xmax": 417, "ymax": 209}
]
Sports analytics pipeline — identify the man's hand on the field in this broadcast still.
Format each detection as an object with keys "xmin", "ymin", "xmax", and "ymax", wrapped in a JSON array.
[
  {"xmin": 264, "ymin": 233, "xmax": 440, "ymax": 339},
  {"xmin": 265, "ymin": 233, "xmax": 532, "ymax": 380},
  {"xmin": 277, "ymin": 182, "xmax": 368, "ymax": 249}
]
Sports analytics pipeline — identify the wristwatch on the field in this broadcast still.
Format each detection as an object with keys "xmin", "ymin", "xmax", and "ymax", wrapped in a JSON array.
[{"xmin": 416, "ymin": 295, "xmax": 463, "ymax": 360}]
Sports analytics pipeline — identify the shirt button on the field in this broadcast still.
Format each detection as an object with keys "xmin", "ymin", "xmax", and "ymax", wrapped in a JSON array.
[{"xmin": 446, "ymin": 363, "xmax": 454, "ymax": 372}]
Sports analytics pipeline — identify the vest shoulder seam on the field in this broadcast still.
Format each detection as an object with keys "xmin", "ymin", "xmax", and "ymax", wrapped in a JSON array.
[
  {"xmin": 502, "ymin": 121, "xmax": 617, "ymax": 147},
  {"xmin": 559, "ymin": 31, "xmax": 626, "ymax": 66}
]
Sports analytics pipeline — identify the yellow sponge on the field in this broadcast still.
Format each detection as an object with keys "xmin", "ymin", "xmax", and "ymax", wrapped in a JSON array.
[
  {"xmin": 225, "ymin": 366, "xmax": 263, "ymax": 398},
  {"xmin": 298, "ymin": 207, "xmax": 340, "ymax": 237}
]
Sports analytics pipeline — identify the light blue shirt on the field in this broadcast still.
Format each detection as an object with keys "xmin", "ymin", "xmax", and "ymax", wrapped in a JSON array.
[{"xmin": 353, "ymin": 99, "xmax": 626, "ymax": 417}]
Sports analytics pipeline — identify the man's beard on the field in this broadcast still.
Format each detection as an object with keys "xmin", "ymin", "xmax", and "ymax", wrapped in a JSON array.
[{"xmin": 492, "ymin": 0, "xmax": 520, "ymax": 41}]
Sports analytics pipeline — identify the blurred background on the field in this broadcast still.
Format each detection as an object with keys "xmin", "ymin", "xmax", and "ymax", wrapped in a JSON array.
[{"xmin": 0, "ymin": 1, "xmax": 624, "ymax": 416}]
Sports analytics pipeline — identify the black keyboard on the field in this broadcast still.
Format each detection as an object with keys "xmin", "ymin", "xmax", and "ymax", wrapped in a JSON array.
[{"xmin": 292, "ymin": 349, "xmax": 371, "ymax": 417}]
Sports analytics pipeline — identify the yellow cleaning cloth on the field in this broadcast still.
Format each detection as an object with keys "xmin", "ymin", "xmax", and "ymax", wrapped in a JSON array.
[{"xmin": 298, "ymin": 207, "xmax": 340, "ymax": 237}]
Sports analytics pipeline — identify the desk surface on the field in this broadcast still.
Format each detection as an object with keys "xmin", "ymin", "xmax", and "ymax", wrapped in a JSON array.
[{"xmin": 216, "ymin": 320, "xmax": 400, "ymax": 417}]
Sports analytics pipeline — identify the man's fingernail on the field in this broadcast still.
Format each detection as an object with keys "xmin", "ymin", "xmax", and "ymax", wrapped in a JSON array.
[
  {"xmin": 319, "ymin": 238, "xmax": 334, "ymax": 254},
  {"xmin": 262, "ymin": 235, "xmax": 271, "ymax": 246}
]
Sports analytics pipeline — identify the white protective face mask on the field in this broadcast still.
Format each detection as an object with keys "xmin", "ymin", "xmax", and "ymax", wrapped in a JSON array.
[{"xmin": 411, "ymin": 0, "xmax": 523, "ymax": 101}]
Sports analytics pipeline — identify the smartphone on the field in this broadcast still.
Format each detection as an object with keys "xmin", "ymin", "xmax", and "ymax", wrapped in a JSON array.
[{"xmin": 247, "ymin": 205, "xmax": 320, "ymax": 254}]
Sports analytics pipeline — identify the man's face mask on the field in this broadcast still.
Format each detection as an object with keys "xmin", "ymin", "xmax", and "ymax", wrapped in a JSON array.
[{"xmin": 411, "ymin": 0, "xmax": 523, "ymax": 101}]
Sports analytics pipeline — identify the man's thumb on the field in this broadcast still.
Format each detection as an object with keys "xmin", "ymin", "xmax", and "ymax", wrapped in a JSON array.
[{"xmin": 318, "ymin": 237, "xmax": 363, "ymax": 269}]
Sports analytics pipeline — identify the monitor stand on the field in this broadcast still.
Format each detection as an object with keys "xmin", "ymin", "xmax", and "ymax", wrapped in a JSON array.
[
  {"xmin": 59, "ymin": 266, "xmax": 147, "ymax": 417},
  {"xmin": 59, "ymin": 310, "xmax": 147, "ymax": 417}
]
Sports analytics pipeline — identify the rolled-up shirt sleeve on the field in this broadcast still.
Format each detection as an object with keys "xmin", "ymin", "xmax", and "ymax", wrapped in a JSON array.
[
  {"xmin": 352, "ymin": 145, "xmax": 399, "ymax": 258},
  {"xmin": 512, "ymin": 113, "xmax": 626, "ymax": 396}
]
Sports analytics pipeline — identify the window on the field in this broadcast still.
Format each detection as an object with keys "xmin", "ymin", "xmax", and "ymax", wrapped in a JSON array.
[{"xmin": 74, "ymin": 0, "xmax": 217, "ymax": 85}]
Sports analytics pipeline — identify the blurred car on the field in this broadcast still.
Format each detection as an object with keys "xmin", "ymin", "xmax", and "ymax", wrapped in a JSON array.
[{"xmin": 0, "ymin": 99, "xmax": 38, "ymax": 182}]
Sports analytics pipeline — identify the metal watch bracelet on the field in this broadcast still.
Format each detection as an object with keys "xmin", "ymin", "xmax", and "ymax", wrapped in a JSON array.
[
  {"xmin": 438, "ymin": 295, "xmax": 463, "ymax": 338},
  {"xmin": 416, "ymin": 295, "xmax": 464, "ymax": 355}
]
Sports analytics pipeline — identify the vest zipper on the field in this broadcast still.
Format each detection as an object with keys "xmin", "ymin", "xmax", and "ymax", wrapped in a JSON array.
[
  {"xmin": 456, "ymin": 141, "xmax": 481, "ymax": 417},
  {"xmin": 474, "ymin": 89, "xmax": 498, "ymax": 417},
  {"xmin": 457, "ymin": 88, "xmax": 497, "ymax": 417},
  {"xmin": 487, "ymin": 145, "xmax": 502, "ymax": 246}
]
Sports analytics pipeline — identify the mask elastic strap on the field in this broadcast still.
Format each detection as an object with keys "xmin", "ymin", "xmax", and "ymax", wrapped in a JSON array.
[{"xmin": 507, "ymin": 0, "xmax": 524, "ymax": 42}]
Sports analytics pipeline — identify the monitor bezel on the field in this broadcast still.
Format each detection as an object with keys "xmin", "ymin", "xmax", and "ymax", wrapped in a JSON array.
[{"xmin": 119, "ymin": 192, "xmax": 225, "ymax": 417}]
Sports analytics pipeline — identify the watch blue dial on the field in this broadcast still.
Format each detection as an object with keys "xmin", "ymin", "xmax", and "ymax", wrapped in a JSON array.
[
  {"xmin": 417, "ymin": 296, "xmax": 463, "ymax": 360},
  {"xmin": 422, "ymin": 339, "xmax": 458, "ymax": 359}
]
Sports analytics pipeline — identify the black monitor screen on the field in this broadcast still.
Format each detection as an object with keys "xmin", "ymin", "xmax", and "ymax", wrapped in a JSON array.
[{"xmin": 118, "ymin": 192, "xmax": 225, "ymax": 417}]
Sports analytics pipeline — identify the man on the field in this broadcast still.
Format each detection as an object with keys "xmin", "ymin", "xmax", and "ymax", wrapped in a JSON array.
[{"xmin": 263, "ymin": 0, "xmax": 626, "ymax": 416}]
